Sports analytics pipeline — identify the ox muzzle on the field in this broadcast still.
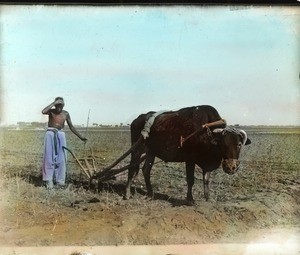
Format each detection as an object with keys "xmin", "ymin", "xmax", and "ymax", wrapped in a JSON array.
[{"xmin": 222, "ymin": 159, "xmax": 240, "ymax": 175}]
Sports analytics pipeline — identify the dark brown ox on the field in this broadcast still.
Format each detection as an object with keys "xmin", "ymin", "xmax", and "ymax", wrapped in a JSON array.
[{"xmin": 125, "ymin": 105, "xmax": 251, "ymax": 205}]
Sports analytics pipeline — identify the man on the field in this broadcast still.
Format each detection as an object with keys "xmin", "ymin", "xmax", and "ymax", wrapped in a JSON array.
[{"xmin": 41, "ymin": 97, "xmax": 87, "ymax": 189}]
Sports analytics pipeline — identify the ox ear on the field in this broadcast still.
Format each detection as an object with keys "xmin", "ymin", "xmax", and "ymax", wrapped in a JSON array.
[{"xmin": 245, "ymin": 138, "xmax": 251, "ymax": 145}]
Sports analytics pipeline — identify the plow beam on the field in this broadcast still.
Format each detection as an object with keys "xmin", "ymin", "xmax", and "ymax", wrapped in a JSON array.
[
  {"xmin": 96, "ymin": 135, "xmax": 144, "ymax": 177},
  {"xmin": 96, "ymin": 154, "xmax": 146, "ymax": 182}
]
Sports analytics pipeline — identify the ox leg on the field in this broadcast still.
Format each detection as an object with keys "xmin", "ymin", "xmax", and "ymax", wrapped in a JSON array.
[
  {"xmin": 203, "ymin": 171, "xmax": 211, "ymax": 201},
  {"xmin": 125, "ymin": 152, "xmax": 142, "ymax": 200},
  {"xmin": 186, "ymin": 162, "xmax": 195, "ymax": 206},
  {"xmin": 142, "ymin": 154, "xmax": 155, "ymax": 199}
]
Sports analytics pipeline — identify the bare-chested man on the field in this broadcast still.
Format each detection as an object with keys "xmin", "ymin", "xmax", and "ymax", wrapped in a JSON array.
[{"xmin": 41, "ymin": 97, "xmax": 87, "ymax": 189}]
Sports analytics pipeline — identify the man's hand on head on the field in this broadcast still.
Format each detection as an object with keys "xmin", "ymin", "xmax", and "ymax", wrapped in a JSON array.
[{"xmin": 55, "ymin": 98, "xmax": 64, "ymax": 106}]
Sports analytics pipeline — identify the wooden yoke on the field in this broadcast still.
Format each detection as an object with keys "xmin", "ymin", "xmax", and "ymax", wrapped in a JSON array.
[
  {"xmin": 203, "ymin": 119, "xmax": 226, "ymax": 129},
  {"xmin": 180, "ymin": 119, "xmax": 226, "ymax": 147}
]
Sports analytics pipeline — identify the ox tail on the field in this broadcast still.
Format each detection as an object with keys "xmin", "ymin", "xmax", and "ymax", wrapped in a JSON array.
[{"xmin": 96, "ymin": 135, "xmax": 144, "ymax": 177}]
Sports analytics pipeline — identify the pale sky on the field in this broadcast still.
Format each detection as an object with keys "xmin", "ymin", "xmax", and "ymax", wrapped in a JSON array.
[{"xmin": 1, "ymin": 5, "xmax": 299, "ymax": 126}]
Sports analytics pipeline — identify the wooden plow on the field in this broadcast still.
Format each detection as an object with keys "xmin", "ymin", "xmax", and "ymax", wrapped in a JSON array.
[
  {"xmin": 63, "ymin": 136, "xmax": 145, "ymax": 184},
  {"xmin": 63, "ymin": 146, "xmax": 97, "ymax": 179}
]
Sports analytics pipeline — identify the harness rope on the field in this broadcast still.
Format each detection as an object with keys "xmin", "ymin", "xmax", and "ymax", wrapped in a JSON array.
[
  {"xmin": 180, "ymin": 126, "xmax": 212, "ymax": 147},
  {"xmin": 179, "ymin": 119, "xmax": 226, "ymax": 147},
  {"xmin": 180, "ymin": 126, "xmax": 243, "ymax": 147}
]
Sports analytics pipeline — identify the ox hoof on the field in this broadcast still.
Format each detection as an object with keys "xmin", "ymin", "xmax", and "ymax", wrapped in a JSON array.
[
  {"xmin": 123, "ymin": 194, "xmax": 132, "ymax": 200},
  {"xmin": 186, "ymin": 200, "xmax": 195, "ymax": 206},
  {"xmin": 144, "ymin": 193, "xmax": 154, "ymax": 200},
  {"xmin": 205, "ymin": 196, "xmax": 210, "ymax": 202}
]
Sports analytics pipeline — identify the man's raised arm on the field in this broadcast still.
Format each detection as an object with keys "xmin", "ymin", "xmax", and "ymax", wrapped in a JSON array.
[{"xmin": 42, "ymin": 98, "xmax": 61, "ymax": 114}]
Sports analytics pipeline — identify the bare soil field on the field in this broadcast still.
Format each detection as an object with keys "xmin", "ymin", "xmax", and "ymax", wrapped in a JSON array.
[{"xmin": 0, "ymin": 127, "xmax": 299, "ymax": 254}]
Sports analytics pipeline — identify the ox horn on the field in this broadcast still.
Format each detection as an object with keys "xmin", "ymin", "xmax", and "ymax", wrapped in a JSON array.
[{"xmin": 239, "ymin": 129, "xmax": 248, "ymax": 145}]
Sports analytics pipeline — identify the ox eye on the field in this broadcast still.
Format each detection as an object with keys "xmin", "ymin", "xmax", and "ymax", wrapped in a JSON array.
[{"xmin": 237, "ymin": 142, "xmax": 242, "ymax": 148}]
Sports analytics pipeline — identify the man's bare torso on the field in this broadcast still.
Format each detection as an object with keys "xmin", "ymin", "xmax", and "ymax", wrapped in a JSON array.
[{"xmin": 48, "ymin": 110, "xmax": 68, "ymax": 130}]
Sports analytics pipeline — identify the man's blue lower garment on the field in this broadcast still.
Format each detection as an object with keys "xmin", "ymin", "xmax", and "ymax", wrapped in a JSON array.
[{"xmin": 42, "ymin": 128, "xmax": 67, "ymax": 185}]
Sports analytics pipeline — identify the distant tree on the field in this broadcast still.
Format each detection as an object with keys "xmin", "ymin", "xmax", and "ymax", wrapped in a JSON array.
[
  {"xmin": 31, "ymin": 122, "xmax": 44, "ymax": 128},
  {"xmin": 17, "ymin": 122, "xmax": 27, "ymax": 126}
]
